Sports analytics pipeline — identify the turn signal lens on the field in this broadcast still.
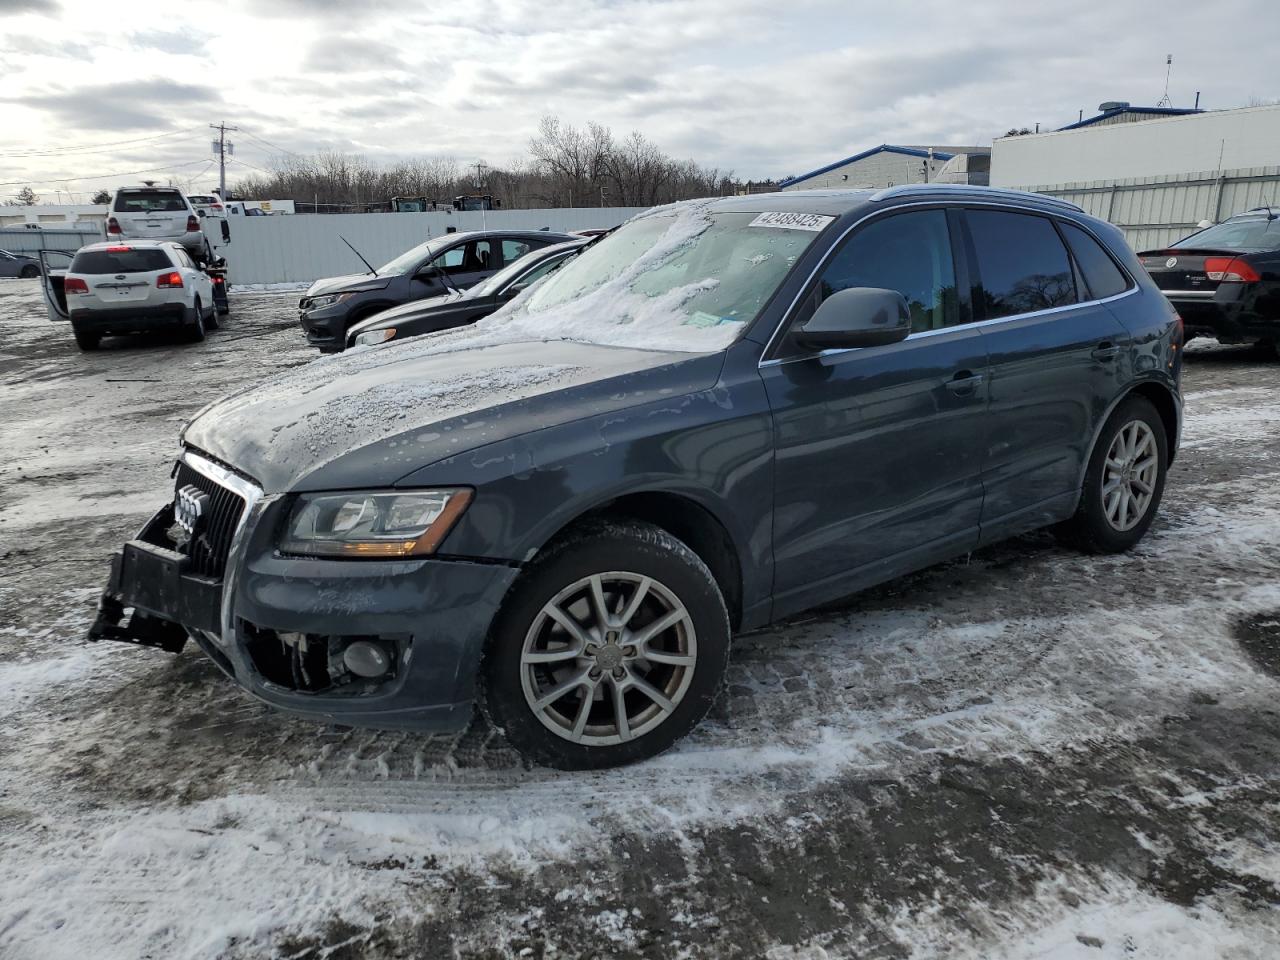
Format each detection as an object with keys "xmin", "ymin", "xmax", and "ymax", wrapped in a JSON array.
[{"xmin": 1204, "ymin": 256, "xmax": 1261, "ymax": 282}]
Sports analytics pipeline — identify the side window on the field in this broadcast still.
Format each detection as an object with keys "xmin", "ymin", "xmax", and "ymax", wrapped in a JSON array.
[
  {"xmin": 510, "ymin": 256, "xmax": 564, "ymax": 292},
  {"xmin": 502, "ymin": 238, "xmax": 533, "ymax": 265},
  {"xmin": 811, "ymin": 210, "xmax": 959, "ymax": 334},
  {"xmin": 434, "ymin": 246, "xmax": 466, "ymax": 270},
  {"xmin": 966, "ymin": 210, "xmax": 1076, "ymax": 318},
  {"xmin": 1060, "ymin": 221, "xmax": 1131, "ymax": 300}
]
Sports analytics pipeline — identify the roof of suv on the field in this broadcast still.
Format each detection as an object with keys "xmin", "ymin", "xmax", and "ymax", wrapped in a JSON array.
[
  {"xmin": 76, "ymin": 239, "xmax": 180, "ymax": 253},
  {"xmin": 694, "ymin": 185, "xmax": 1084, "ymax": 218}
]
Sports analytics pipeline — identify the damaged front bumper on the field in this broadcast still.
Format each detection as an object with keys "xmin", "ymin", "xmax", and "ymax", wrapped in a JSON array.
[{"xmin": 87, "ymin": 450, "xmax": 517, "ymax": 733}]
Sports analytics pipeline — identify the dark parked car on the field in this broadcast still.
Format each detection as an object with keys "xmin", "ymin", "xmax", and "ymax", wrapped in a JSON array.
[
  {"xmin": 1139, "ymin": 208, "xmax": 1280, "ymax": 346},
  {"xmin": 90, "ymin": 186, "xmax": 1182, "ymax": 770},
  {"xmin": 345, "ymin": 238, "xmax": 589, "ymax": 349},
  {"xmin": 298, "ymin": 229, "xmax": 576, "ymax": 351},
  {"xmin": 0, "ymin": 249, "xmax": 40, "ymax": 278}
]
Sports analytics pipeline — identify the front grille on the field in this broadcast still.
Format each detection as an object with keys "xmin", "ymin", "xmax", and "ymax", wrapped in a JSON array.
[{"xmin": 173, "ymin": 461, "xmax": 247, "ymax": 578}]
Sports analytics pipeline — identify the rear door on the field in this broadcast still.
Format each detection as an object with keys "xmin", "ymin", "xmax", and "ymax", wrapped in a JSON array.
[
  {"xmin": 39, "ymin": 251, "xmax": 72, "ymax": 321},
  {"xmin": 73, "ymin": 247, "xmax": 174, "ymax": 309},
  {"xmin": 114, "ymin": 189, "xmax": 190, "ymax": 240},
  {"xmin": 961, "ymin": 208, "xmax": 1132, "ymax": 542}
]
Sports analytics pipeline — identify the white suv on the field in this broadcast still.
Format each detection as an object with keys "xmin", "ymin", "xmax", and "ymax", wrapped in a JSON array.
[
  {"xmin": 55, "ymin": 240, "xmax": 217, "ymax": 351},
  {"xmin": 107, "ymin": 186, "xmax": 209, "ymax": 260}
]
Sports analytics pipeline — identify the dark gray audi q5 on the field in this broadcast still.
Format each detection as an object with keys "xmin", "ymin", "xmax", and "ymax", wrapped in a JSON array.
[{"xmin": 91, "ymin": 186, "xmax": 1183, "ymax": 769}]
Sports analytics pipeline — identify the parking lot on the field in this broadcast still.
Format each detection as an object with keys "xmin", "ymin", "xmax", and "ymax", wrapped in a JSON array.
[{"xmin": 2, "ymin": 277, "xmax": 1280, "ymax": 958}]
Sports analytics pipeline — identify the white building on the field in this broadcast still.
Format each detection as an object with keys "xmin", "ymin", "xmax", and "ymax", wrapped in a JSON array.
[
  {"xmin": 779, "ymin": 144, "xmax": 990, "ymax": 191},
  {"xmin": 0, "ymin": 204, "xmax": 108, "ymax": 228},
  {"xmin": 992, "ymin": 103, "xmax": 1280, "ymax": 250}
]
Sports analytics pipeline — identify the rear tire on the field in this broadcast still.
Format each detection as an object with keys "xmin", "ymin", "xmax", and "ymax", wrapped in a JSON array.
[
  {"xmin": 185, "ymin": 297, "xmax": 207, "ymax": 343},
  {"xmin": 73, "ymin": 331, "xmax": 100, "ymax": 351},
  {"xmin": 204, "ymin": 301, "xmax": 219, "ymax": 330},
  {"xmin": 479, "ymin": 519, "xmax": 730, "ymax": 770},
  {"xmin": 19, "ymin": 264, "xmax": 38, "ymax": 279},
  {"xmin": 1054, "ymin": 395, "xmax": 1168, "ymax": 554}
]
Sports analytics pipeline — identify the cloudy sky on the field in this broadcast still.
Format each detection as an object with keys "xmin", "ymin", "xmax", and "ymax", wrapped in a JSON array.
[{"xmin": 1, "ymin": 0, "xmax": 1277, "ymax": 202}]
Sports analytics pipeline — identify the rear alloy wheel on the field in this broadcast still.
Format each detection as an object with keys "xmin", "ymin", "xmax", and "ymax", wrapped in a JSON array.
[
  {"xmin": 1055, "ymin": 395, "xmax": 1168, "ymax": 553},
  {"xmin": 480, "ymin": 520, "xmax": 730, "ymax": 769}
]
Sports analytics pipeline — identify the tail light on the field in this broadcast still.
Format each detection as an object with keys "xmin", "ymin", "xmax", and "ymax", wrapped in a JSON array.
[
  {"xmin": 106, "ymin": 217, "xmax": 121, "ymax": 235},
  {"xmin": 211, "ymin": 203, "xmax": 223, "ymax": 212},
  {"xmin": 186, "ymin": 215, "xmax": 200, "ymax": 232},
  {"xmin": 156, "ymin": 271, "xmax": 184, "ymax": 288},
  {"xmin": 212, "ymin": 275, "xmax": 225, "ymax": 285},
  {"xmin": 64, "ymin": 277, "xmax": 89, "ymax": 294},
  {"xmin": 1204, "ymin": 256, "xmax": 1261, "ymax": 282}
]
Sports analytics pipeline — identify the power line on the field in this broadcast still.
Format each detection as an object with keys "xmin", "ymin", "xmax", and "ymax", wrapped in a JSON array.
[
  {"xmin": 236, "ymin": 128, "xmax": 302, "ymax": 158},
  {"xmin": 0, "ymin": 159, "xmax": 209, "ymax": 187},
  {"xmin": 0, "ymin": 127, "xmax": 206, "ymax": 159}
]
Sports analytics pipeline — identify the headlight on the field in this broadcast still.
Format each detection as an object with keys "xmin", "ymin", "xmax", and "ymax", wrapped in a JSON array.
[
  {"xmin": 353, "ymin": 327, "xmax": 397, "ymax": 347},
  {"xmin": 280, "ymin": 489, "xmax": 472, "ymax": 558},
  {"xmin": 307, "ymin": 292, "xmax": 355, "ymax": 310}
]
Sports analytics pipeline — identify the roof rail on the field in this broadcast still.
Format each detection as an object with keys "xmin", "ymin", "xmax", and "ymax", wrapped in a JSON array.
[{"xmin": 868, "ymin": 183, "xmax": 1084, "ymax": 212}]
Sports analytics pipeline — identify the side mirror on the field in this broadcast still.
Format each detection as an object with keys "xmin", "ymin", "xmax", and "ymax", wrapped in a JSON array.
[{"xmin": 794, "ymin": 287, "xmax": 912, "ymax": 351}]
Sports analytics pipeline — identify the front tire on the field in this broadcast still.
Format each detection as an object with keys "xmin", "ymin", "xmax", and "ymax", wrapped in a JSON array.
[
  {"xmin": 1055, "ymin": 395, "xmax": 1168, "ymax": 553},
  {"xmin": 479, "ymin": 520, "xmax": 730, "ymax": 770}
]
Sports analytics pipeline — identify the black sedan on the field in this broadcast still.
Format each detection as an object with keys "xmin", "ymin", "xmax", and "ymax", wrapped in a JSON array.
[
  {"xmin": 1139, "ymin": 208, "xmax": 1280, "ymax": 346},
  {"xmin": 344, "ymin": 238, "xmax": 589, "ymax": 349},
  {"xmin": 0, "ymin": 249, "xmax": 40, "ymax": 279}
]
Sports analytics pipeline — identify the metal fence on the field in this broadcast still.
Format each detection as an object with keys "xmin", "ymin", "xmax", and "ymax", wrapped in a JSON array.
[
  {"xmin": 0, "ymin": 225, "xmax": 102, "ymax": 257},
  {"xmin": 220, "ymin": 207, "xmax": 649, "ymax": 285},
  {"xmin": 1026, "ymin": 165, "xmax": 1280, "ymax": 252}
]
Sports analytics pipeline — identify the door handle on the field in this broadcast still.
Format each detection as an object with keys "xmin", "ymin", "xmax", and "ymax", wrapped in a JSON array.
[
  {"xmin": 945, "ymin": 370, "xmax": 985, "ymax": 396},
  {"xmin": 1091, "ymin": 342, "xmax": 1120, "ymax": 362}
]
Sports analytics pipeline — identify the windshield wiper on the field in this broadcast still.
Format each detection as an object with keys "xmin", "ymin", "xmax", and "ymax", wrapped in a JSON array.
[{"xmin": 340, "ymin": 235, "xmax": 377, "ymax": 275}]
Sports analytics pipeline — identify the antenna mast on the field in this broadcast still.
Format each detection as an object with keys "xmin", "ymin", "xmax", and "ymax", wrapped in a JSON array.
[{"xmin": 1156, "ymin": 54, "xmax": 1174, "ymax": 108}]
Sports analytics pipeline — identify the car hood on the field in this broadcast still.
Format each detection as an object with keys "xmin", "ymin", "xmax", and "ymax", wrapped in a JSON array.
[
  {"xmin": 346, "ymin": 291, "xmax": 470, "ymax": 337},
  {"xmin": 304, "ymin": 273, "xmax": 390, "ymax": 297},
  {"xmin": 182, "ymin": 333, "xmax": 724, "ymax": 493}
]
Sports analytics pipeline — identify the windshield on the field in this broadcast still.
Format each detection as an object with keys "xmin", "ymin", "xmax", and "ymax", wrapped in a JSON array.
[
  {"xmin": 1173, "ymin": 215, "xmax": 1279, "ymax": 253},
  {"xmin": 479, "ymin": 205, "xmax": 824, "ymax": 352},
  {"xmin": 375, "ymin": 236, "xmax": 454, "ymax": 276}
]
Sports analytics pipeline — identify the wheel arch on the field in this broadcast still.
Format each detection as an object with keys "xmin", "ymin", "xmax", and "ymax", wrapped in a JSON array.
[
  {"xmin": 535, "ymin": 489, "xmax": 747, "ymax": 632},
  {"xmin": 1078, "ymin": 379, "xmax": 1181, "ymax": 496}
]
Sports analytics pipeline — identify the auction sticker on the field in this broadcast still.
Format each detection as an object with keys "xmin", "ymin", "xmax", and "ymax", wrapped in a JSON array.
[{"xmin": 748, "ymin": 212, "xmax": 835, "ymax": 232}]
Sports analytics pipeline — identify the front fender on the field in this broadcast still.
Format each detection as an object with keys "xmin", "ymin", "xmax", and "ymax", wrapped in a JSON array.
[{"xmin": 404, "ymin": 358, "xmax": 775, "ymax": 612}]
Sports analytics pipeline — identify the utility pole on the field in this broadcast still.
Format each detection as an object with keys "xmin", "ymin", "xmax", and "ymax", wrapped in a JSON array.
[{"xmin": 210, "ymin": 122, "xmax": 238, "ymax": 199}]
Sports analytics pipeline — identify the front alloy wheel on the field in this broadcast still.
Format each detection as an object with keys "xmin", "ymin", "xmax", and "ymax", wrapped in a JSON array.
[
  {"xmin": 521, "ymin": 572, "xmax": 697, "ymax": 745},
  {"xmin": 481, "ymin": 520, "xmax": 730, "ymax": 769}
]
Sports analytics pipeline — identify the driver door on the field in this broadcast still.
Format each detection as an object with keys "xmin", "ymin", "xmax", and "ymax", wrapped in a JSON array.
[
  {"xmin": 759, "ymin": 208, "xmax": 990, "ymax": 618},
  {"xmin": 39, "ymin": 250, "xmax": 73, "ymax": 321}
]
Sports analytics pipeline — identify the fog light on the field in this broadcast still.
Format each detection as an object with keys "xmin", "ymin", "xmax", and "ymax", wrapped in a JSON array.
[{"xmin": 343, "ymin": 640, "xmax": 392, "ymax": 678}]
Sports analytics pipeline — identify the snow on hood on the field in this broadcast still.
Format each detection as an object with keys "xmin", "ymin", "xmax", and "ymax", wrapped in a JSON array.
[
  {"xmin": 304, "ymin": 272, "xmax": 389, "ymax": 297},
  {"xmin": 182, "ymin": 333, "xmax": 714, "ymax": 492}
]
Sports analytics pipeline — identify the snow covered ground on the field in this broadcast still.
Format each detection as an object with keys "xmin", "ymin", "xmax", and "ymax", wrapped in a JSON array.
[{"xmin": 2, "ymin": 278, "xmax": 1279, "ymax": 959}]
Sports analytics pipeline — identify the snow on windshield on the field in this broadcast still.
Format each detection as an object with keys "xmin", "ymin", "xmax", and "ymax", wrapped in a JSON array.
[{"xmin": 469, "ymin": 201, "xmax": 821, "ymax": 352}]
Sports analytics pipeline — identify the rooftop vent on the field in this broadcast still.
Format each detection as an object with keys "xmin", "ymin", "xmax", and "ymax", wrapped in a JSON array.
[{"xmin": 1098, "ymin": 101, "xmax": 1131, "ymax": 112}]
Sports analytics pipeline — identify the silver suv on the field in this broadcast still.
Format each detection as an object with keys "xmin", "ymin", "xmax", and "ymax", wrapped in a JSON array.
[{"xmin": 107, "ymin": 186, "xmax": 209, "ymax": 261}]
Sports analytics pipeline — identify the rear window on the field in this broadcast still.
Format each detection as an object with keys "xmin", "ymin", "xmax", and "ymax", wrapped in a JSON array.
[
  {"xmin": 1173, "ymin": 216, "xmax": 1279, "ymax": 253},
  {"xmin": 187, "ymin": 196, "xmax": 218, "ymax": 204},
  {"xmin": 967, "ymin": 210, "xmax": 1076, "ymax": 318},
  {"xmin": 71, "ymin": 248, "xmax": 174, "ymax": 274},
  {"xmin": 113, "ymin": 190, "xmax": 188, "ymax": 213},
  {"xmin": 1061, "ymin": 222, "xmax": 1131, "ymax": 300}
]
